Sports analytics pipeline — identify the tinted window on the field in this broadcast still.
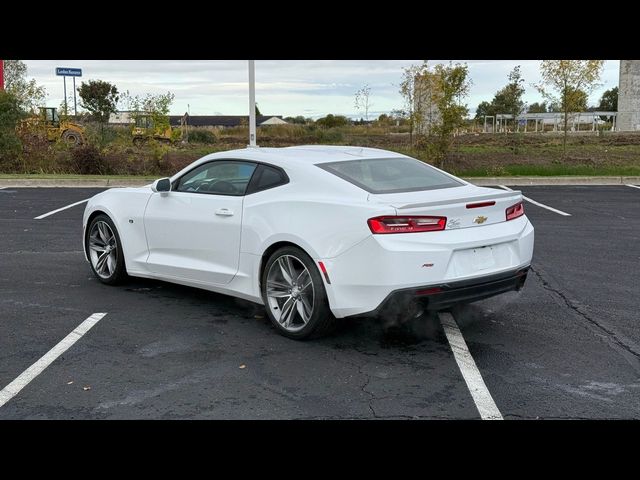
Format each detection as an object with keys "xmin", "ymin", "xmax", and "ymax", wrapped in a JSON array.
[
  {"xmin": 317, "ymin": 157, "xmax": 462, "ymax": 194},
  {"xmin": 175, "ymin": 161, "xmax": 257, "ymax": 195},
  {"xmin": 247, "ymin": 164, "xmax": 288, "ymax": 194}
]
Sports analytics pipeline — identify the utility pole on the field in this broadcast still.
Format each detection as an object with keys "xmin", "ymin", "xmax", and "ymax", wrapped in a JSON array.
[{"xmin": 248, "ymin": 60, "xmax": 257, "ymax": 147}]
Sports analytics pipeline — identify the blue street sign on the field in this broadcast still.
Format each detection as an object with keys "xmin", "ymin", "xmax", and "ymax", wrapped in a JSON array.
[{"xmin": 56, "ymin": 67, "xmax": 82, "ymax": 77}]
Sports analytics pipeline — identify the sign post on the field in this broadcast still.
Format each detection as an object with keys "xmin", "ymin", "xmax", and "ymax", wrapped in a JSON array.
[{"xmin": 55, "ymin": 67, "xmax": 82, "ymax": 116}]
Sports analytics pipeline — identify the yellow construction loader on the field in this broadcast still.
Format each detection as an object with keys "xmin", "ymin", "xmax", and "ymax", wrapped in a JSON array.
[
  {"xmin": 17, "ymin": 107, "xmax": 85, "ymax": 146},
  {"xmin": 131, "ymin": 114, "xmax": 179, "ymax": 145}
]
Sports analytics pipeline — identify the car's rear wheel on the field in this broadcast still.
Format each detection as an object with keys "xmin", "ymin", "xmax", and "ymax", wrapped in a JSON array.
[
  {"xmin": 262, "ymin": 246, "xmax": 336, "ymax": 340},
  {"xmin": 86, "ymin": 214, "xmax": 127, "ymax": 285}
]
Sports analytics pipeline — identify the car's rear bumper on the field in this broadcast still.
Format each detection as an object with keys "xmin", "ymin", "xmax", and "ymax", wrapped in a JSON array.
[
  {"xmin": 350, "ymin": 266, "xmax": 530, "ymax": 318},
  {"xmin": 322, "ymin": 217, "xmax": 534, "ymax": 318}
]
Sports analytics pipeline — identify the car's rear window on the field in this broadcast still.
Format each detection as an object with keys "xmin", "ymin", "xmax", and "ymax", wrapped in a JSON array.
[{"xmin": 316, "ymin": 157, "xmax": 463, "ymax": 194}]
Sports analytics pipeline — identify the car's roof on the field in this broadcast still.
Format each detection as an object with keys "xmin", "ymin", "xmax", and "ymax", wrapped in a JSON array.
[
  {"xmin": 202, "ymin": 145, "xmax": 408, "ymax": 168},
  {"xmin": 169, "ymin": 145, "xmax": 415, "ymax": 196}
]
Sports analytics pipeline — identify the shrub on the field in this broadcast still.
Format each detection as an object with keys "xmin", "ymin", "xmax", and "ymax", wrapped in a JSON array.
[
  {"xmin": 315, "ymin": 128, "xmax": 344, "ymax": 143},
  {"xmin": 70, "ymin": 144, "xmax": 107, "ymax": 174},
  {"xmin": 186, "ymin": 128, "xmax": 217, "ymax": 144}
]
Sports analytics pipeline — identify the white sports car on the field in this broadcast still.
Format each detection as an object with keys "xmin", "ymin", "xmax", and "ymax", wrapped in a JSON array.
[{"xmin": 83, "ymin": 146, "xmax": 534, "ymax": 339}]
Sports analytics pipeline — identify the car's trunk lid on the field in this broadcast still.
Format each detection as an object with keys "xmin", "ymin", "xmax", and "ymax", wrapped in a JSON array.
[{"xmin": 368, "ymin": 184, "xmax": 522, "ymax": 229}]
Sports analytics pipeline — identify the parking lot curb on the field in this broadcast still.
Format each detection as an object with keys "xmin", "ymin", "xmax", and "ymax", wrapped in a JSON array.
[
  {"xmin": 0, "ymin": 179, "xmax": 152, "ymax": 188},
  {"xmin": 465, "ymin": 176, "xmax": 640, "ymax": 186},
  {"xmin": 0, "ymin": 176, "xmax": 639, "ymax": 188}
]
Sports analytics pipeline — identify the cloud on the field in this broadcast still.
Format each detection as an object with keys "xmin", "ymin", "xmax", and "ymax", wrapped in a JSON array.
[{"xmin": 22, "ymin": 59, "xmax": 620, "ymax": 118}]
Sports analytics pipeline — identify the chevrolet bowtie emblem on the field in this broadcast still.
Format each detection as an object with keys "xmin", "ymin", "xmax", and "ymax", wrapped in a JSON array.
[{"xmin": 473, "ymin": 215, "xmax": 488, "ymax": 224}]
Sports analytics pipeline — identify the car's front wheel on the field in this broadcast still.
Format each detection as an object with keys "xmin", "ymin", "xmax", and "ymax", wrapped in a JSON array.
[
  {"xmin": 261, "ymin": 246, "xmax": 336, "ymax": 340},
  {"xmin": 86, "ymin": 214, "xmax": 127, "ymax": 285}
]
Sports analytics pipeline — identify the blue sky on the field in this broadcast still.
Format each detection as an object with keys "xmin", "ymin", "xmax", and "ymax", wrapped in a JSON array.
[{"xmin": 23, "ymin": 60, "xmax": 620, "ymax": 118}]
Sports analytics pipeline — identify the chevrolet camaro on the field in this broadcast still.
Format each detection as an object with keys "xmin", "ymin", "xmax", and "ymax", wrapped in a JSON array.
[{"xmin": 82, "ymin": 146, "xmax": 534, "ymax": 339}]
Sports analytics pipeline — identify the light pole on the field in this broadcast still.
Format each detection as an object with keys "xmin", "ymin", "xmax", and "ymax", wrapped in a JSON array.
[{"xmin": 248, "ymin": 60, "xmax": 257, "ymax": 147}]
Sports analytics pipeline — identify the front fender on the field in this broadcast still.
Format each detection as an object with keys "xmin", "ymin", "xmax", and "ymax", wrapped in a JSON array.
[{"xmin": 82, "ymin": 188, "xmax": 153, "ymax": 271}]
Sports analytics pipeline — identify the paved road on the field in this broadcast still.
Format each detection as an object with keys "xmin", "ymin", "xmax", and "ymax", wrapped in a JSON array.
[{"xmin": 0, "ymin": 186, "xmax": 639, "ymax": 419}]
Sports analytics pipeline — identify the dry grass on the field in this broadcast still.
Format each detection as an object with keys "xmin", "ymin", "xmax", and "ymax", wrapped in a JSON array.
[{"xmin": 3, "ymin": 124, "xmax": 640, "ymax": 177}]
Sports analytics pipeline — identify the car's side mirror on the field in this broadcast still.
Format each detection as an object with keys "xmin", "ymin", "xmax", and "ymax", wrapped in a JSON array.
[{"xmin": 151, "ymin": 178, "xmax": 171, "ymax": 193}]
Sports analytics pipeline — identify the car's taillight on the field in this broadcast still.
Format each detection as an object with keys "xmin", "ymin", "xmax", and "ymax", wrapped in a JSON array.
[
  {"xmin": 367, "ymin": 216, "xmax": 446, "ymax": 234},
  {"xmin": 506, "ymin": 202, "xmax": 524, "ymax": 221}
]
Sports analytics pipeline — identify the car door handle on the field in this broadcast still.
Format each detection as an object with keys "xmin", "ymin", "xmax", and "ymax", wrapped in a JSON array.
[{"xmin": 215, "ymin": 208, "xmax": 234, "ymax": 216}]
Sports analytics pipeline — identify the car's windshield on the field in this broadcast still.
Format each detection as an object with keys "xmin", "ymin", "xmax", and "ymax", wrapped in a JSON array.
[{"xmin": 317, "ymin": 157, "xmax": 463, "ymax": 194}]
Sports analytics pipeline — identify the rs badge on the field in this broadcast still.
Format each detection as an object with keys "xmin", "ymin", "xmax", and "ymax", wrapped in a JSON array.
[{"xmin": 447, "ymin": 218, "xmax": 461, "ymax": 229}]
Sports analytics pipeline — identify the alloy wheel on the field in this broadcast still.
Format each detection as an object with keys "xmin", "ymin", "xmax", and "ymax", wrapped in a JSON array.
[
  {"xmin": 88, "ymin": 220, "xmax": 118, "ymax": 279},
  {"xmin": 266, "ymin": 255, "xmax": 315, "ymax": 332}
]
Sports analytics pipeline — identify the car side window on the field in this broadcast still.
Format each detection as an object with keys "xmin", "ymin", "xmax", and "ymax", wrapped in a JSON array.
[
  {"xmin": 175, "ymin": 161, "xmax": 257, "ymax": 196},
  {"xmin": 246, "ymin": 164, "xmax": 288, "ymax": 194}
]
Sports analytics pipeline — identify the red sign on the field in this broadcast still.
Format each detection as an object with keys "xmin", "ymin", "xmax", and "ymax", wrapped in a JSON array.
[{"xmin": 0, "ymin": 60, "xmax": 4, "ymax": 91}]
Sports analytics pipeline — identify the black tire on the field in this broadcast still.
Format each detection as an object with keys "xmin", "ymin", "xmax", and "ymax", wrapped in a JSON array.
[
  {"xmin": 85, "ymin": 214, "xmax": 128, "ymax": 285},
  {"xmin": 61, "ymin": 129, "xmax": 82, "ymax": 146},
  {"xmin": 261, "ymin": 246, "xmax": 336, "ymax": 340}
]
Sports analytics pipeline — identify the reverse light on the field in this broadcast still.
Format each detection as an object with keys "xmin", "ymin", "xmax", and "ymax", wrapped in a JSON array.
[
  {"xmin": 506, "ymin": 202, "xmax": 524, "ymax": 221},
  {"xmin": 367, "ymin": 216, "xmax": 446, "ymax": 234}
]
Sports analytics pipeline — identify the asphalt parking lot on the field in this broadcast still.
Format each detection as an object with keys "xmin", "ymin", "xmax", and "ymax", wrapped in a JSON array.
[{"xmin": 1, "ymin": 185, "xmax": 639, "ymax": 419}]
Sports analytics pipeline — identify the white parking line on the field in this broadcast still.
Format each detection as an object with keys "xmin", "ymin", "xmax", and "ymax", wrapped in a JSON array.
[
  {"xmin": 497, "ymin": 185, "xmax": 571, "ymax": 216},
  {"xmin": 439, "ymin": 312, "xmax": 503, "ymax": 420},
  {"xmin": 627, "ymin": 184, "xmax": 640, "ymax": 190},
  {"xmin": 34, "ymin": 199, "xmax": 90, "ymax": 220},
  {"xmin": 0, "ymin": 313, "xmax": 107, "ymax": 408}
]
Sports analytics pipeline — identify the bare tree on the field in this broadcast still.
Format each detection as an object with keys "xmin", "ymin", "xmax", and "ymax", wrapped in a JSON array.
[{"xmin": 354, "ymin": 84, "xmax": 372, "ymax": 122}]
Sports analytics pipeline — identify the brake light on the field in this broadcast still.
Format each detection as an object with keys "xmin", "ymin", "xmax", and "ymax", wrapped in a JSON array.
[
  {"xmin": 506, "ymin": 202, "xmax": 524, "ymax": 221},
  {"xmin": 466, "ymin": 201, "xmax": 495, "ymax": 209},
  {"xmin": 367, "ymin": 216, "xmax": 446, "ymax": 234}
]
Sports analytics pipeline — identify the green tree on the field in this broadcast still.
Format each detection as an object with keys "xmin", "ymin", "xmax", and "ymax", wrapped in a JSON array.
[
  {"xmin": 316, "ymin": 114, "xmax": 349, "ymax": 128},
  {"xmin": 124, "ymin": 91, "xmax": 175, "ymax": 130},
  {"xmin": 474, "ymin": 66, "xmax": 525, "ymax": 131},
  {"xmin": 598, "ymin": 87, "xmax": 618, "ymax": 111},
  {"xmin": 528, "ymin": 102, "xmax": 547, "ymax": 113},
  {"xmin": 0, "ymin": 91, "xmax": 23, "ymax": 170},
  {"xmin": 284, "ymin": 115, "xmax": 307, "ymax": 124},
  {"xmin": 475, "ymin": 101, "xmax": 495, "ymax": 119},
  {"xmin": 563, "ymin": 86, "xmax": 588, "ymax": 112},
  {"xmin": 376, "ymin": 113, "xmax": 391, "ymax": 125},
  {"xmin": 78, "ymin": 80, "xmax": 120, "ymax": 123},
  {"xmin": 3, "ymin": 60, "xmax": 47, "ymax": 113},
  {"xmin": 255, "ymin": 103, "xmax": 262, "ymax": 116},
  {"xmin": 430, "ymin": 62, "xmax": 471, "ymax": 169},
  {"xmin": 536, "ymin": 60, "xmax": 604, "ymax": 155},
  {"xmin": 501, "ymin": 66, "xmax": 526, "ymax": 130}
]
